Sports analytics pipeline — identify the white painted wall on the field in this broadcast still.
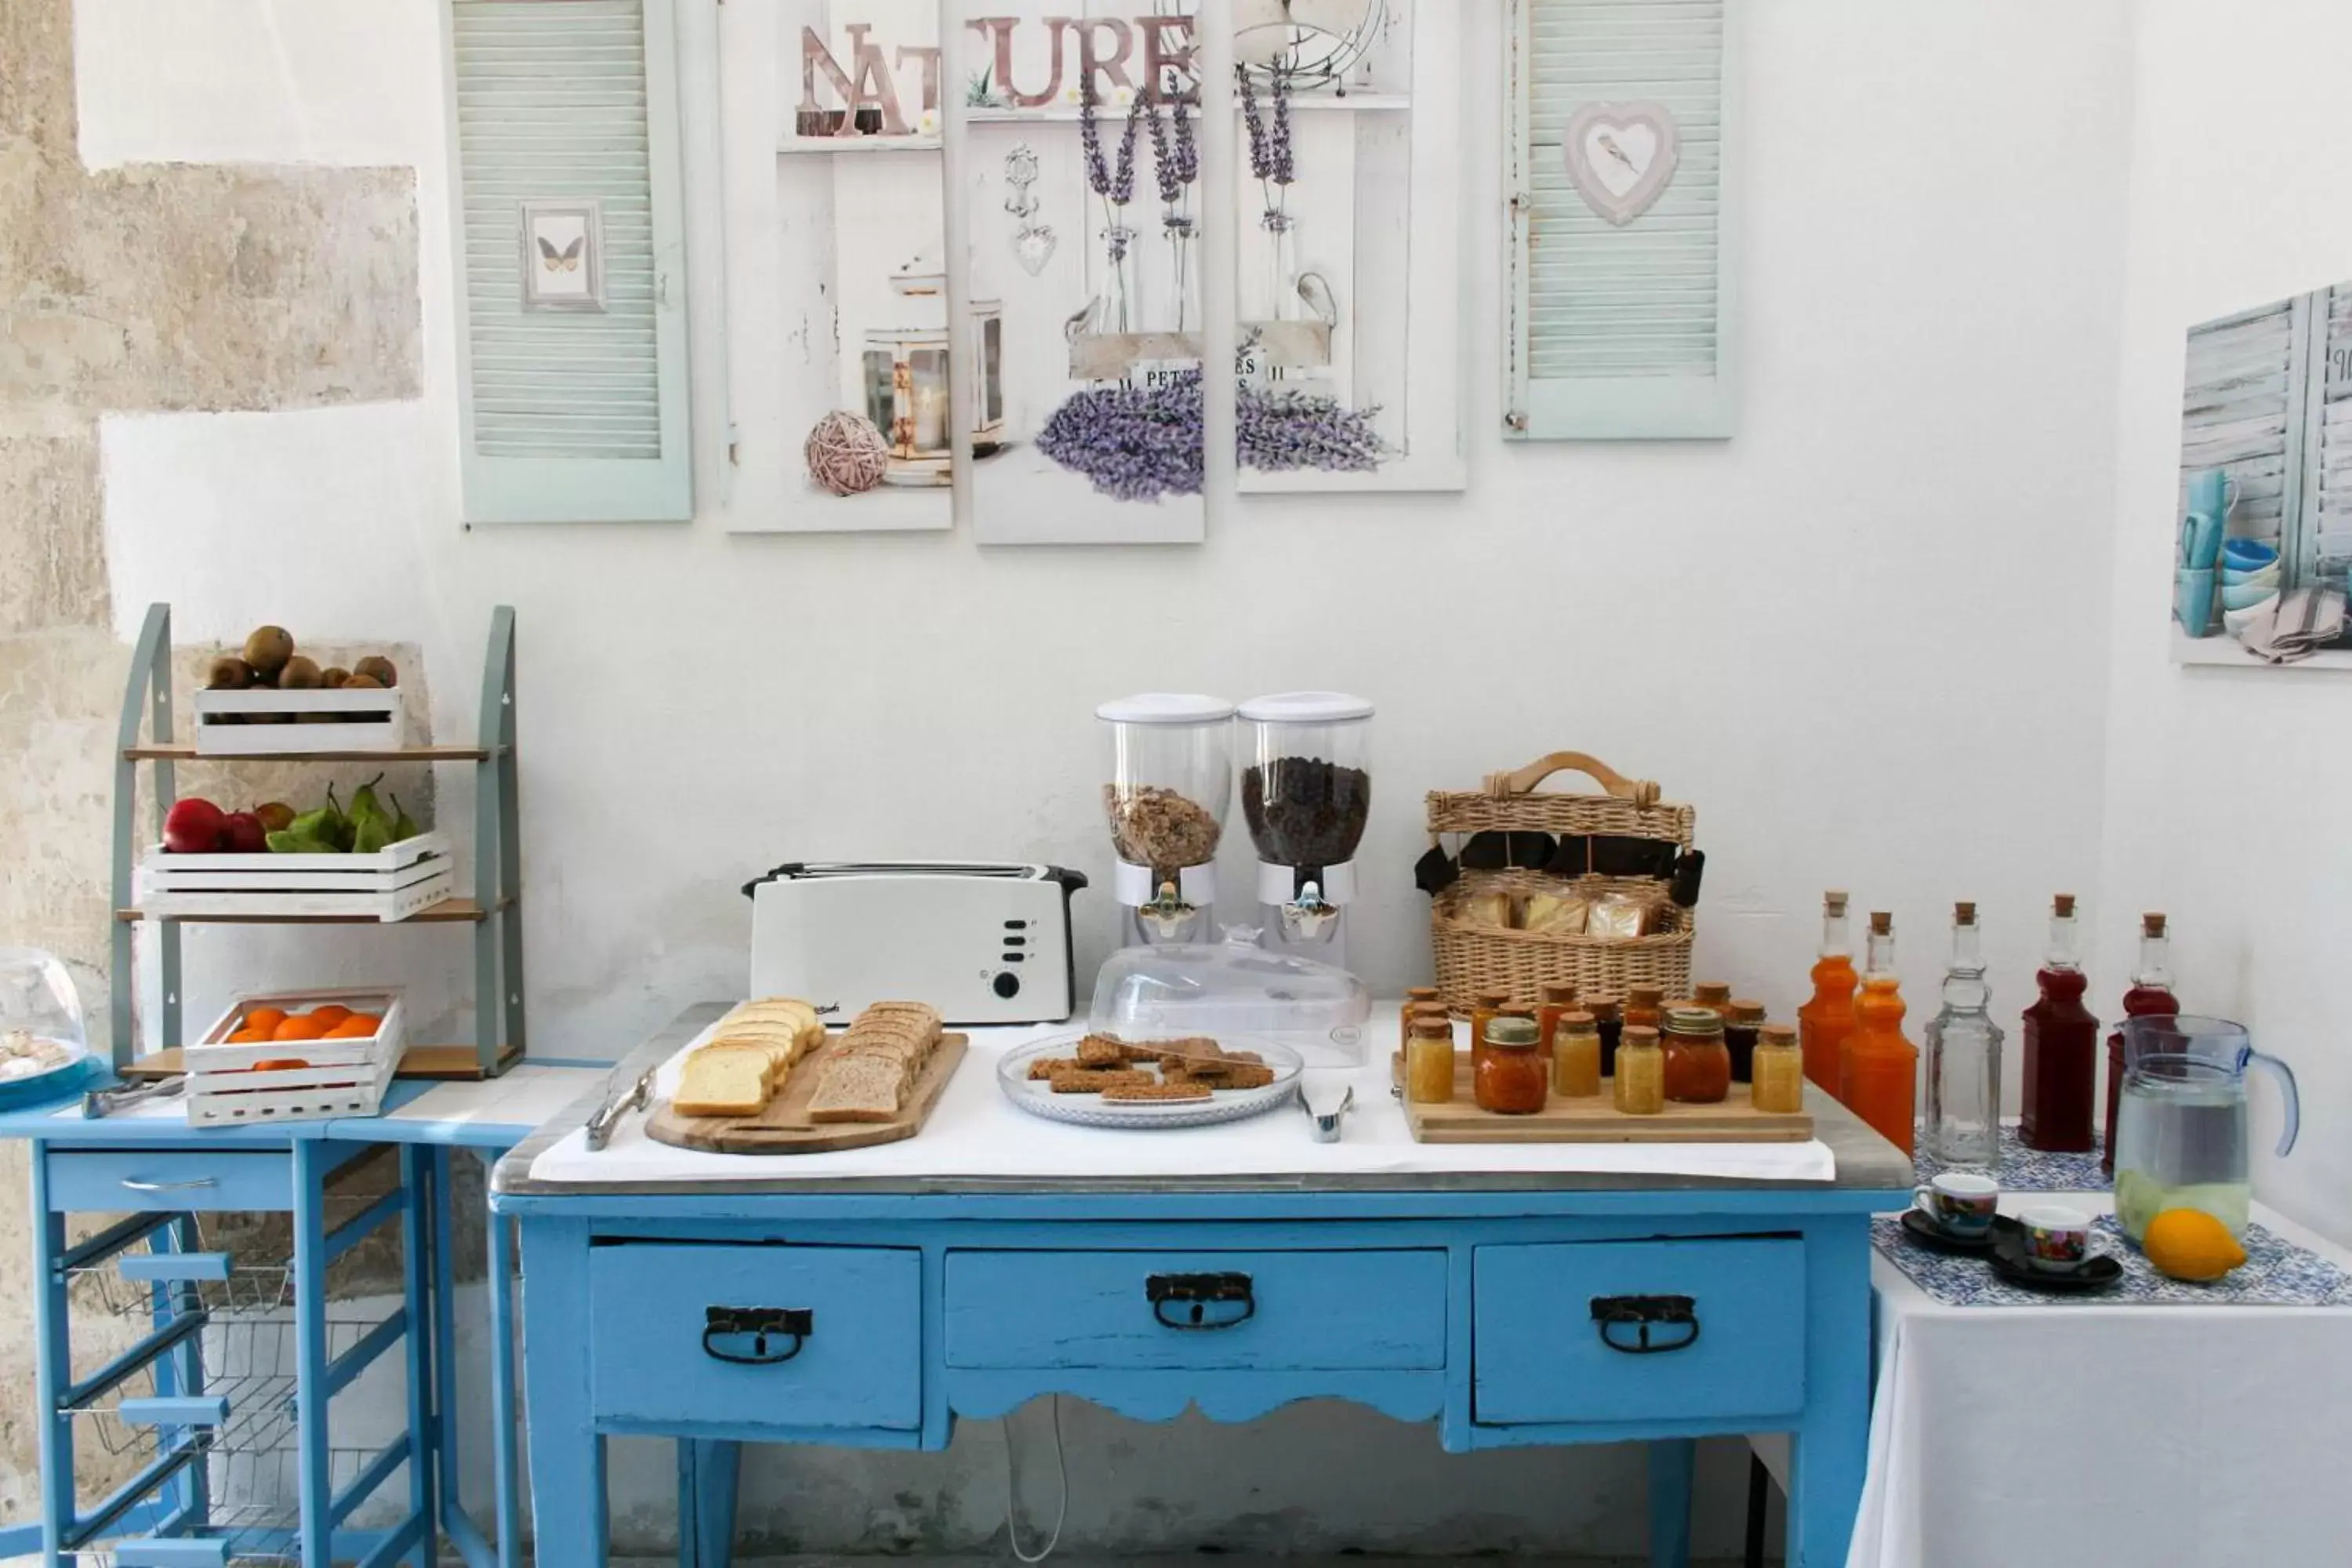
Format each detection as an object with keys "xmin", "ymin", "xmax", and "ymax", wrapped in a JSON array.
[
  {"xmin": 71, "ymin": 0, "xmax": 2136, "ymax": 1555},
  {"xmin": 2097, "ymin": 0, "xmax": 2352, "ymax": 1244}
]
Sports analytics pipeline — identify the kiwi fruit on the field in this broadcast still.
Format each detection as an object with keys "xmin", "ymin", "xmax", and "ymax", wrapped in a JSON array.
[
  {"xmin": 321, "ymin": 666, "xmax": 351, "ymax": 689},
  {"xmin": 242, "ymin": 626, "xmax": 294, "ymax": 677},
  {"xmin": 207, "ymin": 656, "xmax": 255, "ymax": 691},
  {"xmin": 353, "ymin": 655, "xmax": 397, "ymax": 689},
  {"xmin": 280, "ymin": 655, "xmax": 323, "ymax": 690},
  {"xmin": 343, "ymin": 673, "xmax": 384, "ymax": 690}
]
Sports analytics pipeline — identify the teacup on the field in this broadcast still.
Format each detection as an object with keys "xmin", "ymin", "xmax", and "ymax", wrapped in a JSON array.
[
  {"xmin": 1911, "ymin": 1171, "xmax": 2000, "ymax": 1237},
  {"xmin": 2019, "ymin": 1204, "xmax": 2092, "ymax": 1272}
]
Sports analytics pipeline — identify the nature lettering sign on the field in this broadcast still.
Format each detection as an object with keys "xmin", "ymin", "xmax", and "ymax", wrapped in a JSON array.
[{"xmin": 801, "ymin": 13, "xmax": 1198, "ymax": 136}]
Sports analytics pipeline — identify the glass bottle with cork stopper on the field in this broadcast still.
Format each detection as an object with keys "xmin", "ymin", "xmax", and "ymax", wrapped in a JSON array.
[
  {"xmin": 1799, "ymin": 891, "xmax": 1860, "ymax": 1096},
  {"xmin": 1922, "ymin": 901, "xmax": 2002, "ymax": 1169},
  {"xmin": 1400, "ymin": 985, "xmax": 1441, "ymax": 1056},
  {"xmin": 1841, "ymin": 910, "xmax": 1918, "ymax": 1156},
  {"xmin": 1750, "ymin": 1022, "xmax": 1805, "ymax": 1114},
  {"xmin": 1536, "ymin": 981, "xmax": 1580, "ymax": 1055},
  {"xmin": 2103, "ymin": 913, "xmax": 2177, "ymax": 1174},
  {"xmin": 1723, "ymin": 1000, "xmax": 1766, "ymax": 1081},
  {"xmin": 1693, "ymin": 982, "xmax": 1733, "ymax": 1018},
  {"xmin": 1552, "ymin": 1011, "xmax": 1601, "ymax": 1098},
  {"xmin": 1469, "ymin": 989, "xmax": 1512, "ymax": 1072},
  {"xmin": 1613, "ymin": 1025, "xmax": 1665, "ymax": 1115},
  {"xmin": 1475, "ymin": 1014, "xmax": 1548, "ymax": 1114},
  {"xmin": 1586, "ymin": 995, "xmax": 1624, "ymax": 1077},
  {"xmin": 1625, "ymin": 985, "xmax": 1665, "ymax": 1033},
  {"xmin": 1405, "ymin": 1014, "xmax": 1457, "ymax": 1104},
  {"xmin": 2020, "ymin": 894, "xmax": 2099, "ymax": 1152},
  {"xmin": 1661, "ymin": 1006, "xmax": 1732, "ymax": 1104}
]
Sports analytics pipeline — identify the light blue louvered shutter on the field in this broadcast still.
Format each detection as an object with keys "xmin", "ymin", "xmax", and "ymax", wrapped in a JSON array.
[
  {"xmin": 2180, "ymin": 297, "xmax": 2300, "ymax": 574},
  {"xmin": 2298, "ymin": 286, "xmax": 2352, "ymax": 586},
  {"xmin": 1504, "ymin": 0, "xmax": 1736, "ymax": 439},
  {"xmin": 448, "ymin": 0, "xmax": 692, "ymax": 523}
]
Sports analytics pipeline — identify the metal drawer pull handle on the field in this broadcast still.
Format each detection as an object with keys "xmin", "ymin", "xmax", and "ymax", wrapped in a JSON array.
[
  {"xmin": 1591, "ymin": 1294, "xmax": 1700, "ymax": 1355},
  {"xmin": 702, "ymin": 1306, "xmax": 813, "ymax": 1366},
  {"xmin": 120, "ymin": 1177, "xmax": 220, "ymax": 1193},
  {"xmin": 1146, "ymin": 1272, "xmax": 1256, "ymax": 1330}
]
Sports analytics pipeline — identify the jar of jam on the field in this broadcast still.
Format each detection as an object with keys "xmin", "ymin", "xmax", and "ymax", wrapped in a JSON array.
[
  {"xmin": 1401, "ymin": 985, "xmax": 1441, "ymax": 1055},
  {"xmin": 1406, "ymin": 1015, "xmax": 1457, "ymax": 1104},
  {"xmin": 1551, "ymin": 1011, "xmax": 1601, "ymax": 1098},
  {"xmin": 1536, "ymin": 980, "xmax": 1579, "ymax": 1053},
  {"xmin": 1586, "ymin": 995, "xmax": 1624, "ymax": 1076},
  {"xmin": 1724, "ymin": 999, "xmax": 1766, "ymax": 1081},
  {"xmin": 1469, "ymin": 989, "xmax": 1512, "ymax": 1071},
  {"xmin": 1693, "ymin": 981, "xmax": 1733, "ymax": 1018},
  {"xmin": 1625, "ymin": 985, "xmax": 1665, "ymax": 1033},
  {"xmin": 1476, "ymin": 1014, "xmax": 1548, "ymax": 1114},
  {"xmin": 1750, "ymin": 1022, "xmax": 1805, "ymax": 1114},
  {"xmin": 1661, "ymin": 1006, "xmax": 1732, "ymax": 1104},
  {"xmin": 1613, "ymin": 1025, "xmax": 1665, "ymax": 1114}
]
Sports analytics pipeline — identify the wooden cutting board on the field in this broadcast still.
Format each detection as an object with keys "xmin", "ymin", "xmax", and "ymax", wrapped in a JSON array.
[
  {"xmin": 1393, "ymin": 1052, "xmax": 1813, "ymax": 1144},
  {"xmin": 645, "ymin": 1033, "xmax": 967, "ymax": 1155}
]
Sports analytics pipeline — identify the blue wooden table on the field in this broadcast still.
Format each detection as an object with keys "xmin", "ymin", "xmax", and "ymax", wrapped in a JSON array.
[
  {"xmin": 495, "ymin": 1007, "xmax": 1910, "ymax": 1568},
  {"xmin": 0, "ymin": 1061, "xmax": 602, "ymax": 1567}
]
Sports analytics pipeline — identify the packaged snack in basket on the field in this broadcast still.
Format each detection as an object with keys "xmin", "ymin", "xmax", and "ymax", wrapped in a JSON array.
[
  {"xmin": 1457, "ymin": 890, "xmax": 1515, "ymax": 929},
  {"xmin": 1587, "ymin": 891, "xmax": 1660, "ymax": 940},
  {"xmin": 1522, "ymin": 891, "xmax": 1590, "ymax": 935}
]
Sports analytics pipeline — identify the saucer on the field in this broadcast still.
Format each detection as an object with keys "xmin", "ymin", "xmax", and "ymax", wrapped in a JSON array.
[
  {"xmin": 1990, "ymin": 1233, "xmax": 2123, "ymax": 1293},
  {"xmin": 1900, "ymin": 1208, "xmax": 2009, "ymax": 1254}
]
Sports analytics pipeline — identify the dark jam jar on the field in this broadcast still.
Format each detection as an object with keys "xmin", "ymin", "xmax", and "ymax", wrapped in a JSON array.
[
  {"xmin": 1475, "ymin": 1015, "xmax": 1548, "ymax": 1114},
  {"xmin": 1724, "ymin": 1000, "xmax": 1766, "ymax": 1082},
  {"xmin": 1661, "ymin": 1006, "xmax": 1732, "ymax": 1104}
]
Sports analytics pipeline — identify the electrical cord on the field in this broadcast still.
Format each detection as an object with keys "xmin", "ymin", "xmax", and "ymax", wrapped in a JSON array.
[{"xmin": 1002, "ymin": 1393, "xmax": 1069, "ymax": 1564}]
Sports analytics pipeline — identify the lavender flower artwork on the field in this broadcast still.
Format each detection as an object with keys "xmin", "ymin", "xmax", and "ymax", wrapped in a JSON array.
[
  {"xmin": 1036, "ymin": 370, "xmax": 1388, "ymax": 502},
  {"xmin": 1238, "ymin": 383, "xmax": 1385, "ymax": 474},
  {"xmin": 1148, "ymin": 85, "xmax": 1201, "ymax": 332}
]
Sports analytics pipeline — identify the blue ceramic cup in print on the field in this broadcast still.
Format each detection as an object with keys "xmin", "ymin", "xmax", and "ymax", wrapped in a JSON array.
[
  {"xmin": 2177, "ymin": 568, "xmax": 2217, "ymax": 637},
  {"xmin": 2186, "ymin": 468, "xmax": 2238, "ymax": 521},
  {"xmin": 2223, "ymin": 537, "xmax": 2279, "ymax": 572},
  {"xmin": 1912, "ymin": 1171, "xmax": 1999, "ymax": 1237}
]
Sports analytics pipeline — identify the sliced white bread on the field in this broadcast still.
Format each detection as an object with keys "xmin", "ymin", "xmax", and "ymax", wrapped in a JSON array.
[{"xmin": 672, "ymin": 1043, "xmax": 773, "ymax": 1118}]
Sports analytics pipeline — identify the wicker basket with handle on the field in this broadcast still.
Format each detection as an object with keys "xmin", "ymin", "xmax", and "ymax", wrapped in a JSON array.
[{"xmin": 1425, "ymin": 751, "xmax": 1696, "ymax": 1011}]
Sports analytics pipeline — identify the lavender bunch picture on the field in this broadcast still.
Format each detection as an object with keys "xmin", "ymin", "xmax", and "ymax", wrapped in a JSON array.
[
  {"xmin": 1240, "ymin": 65, "xmax": 1297, "ymax": 233},
  {"xmin": 1148, "ymin": 85, "xmax": 1201, "ymax": 332},
  {"xmin": 1239, "ymin": 383, "xmax": 1386, "ymax": 474},
  {"xmin": 1037, "ymin": 372, "xmax": 1205, "ymax": 503}
]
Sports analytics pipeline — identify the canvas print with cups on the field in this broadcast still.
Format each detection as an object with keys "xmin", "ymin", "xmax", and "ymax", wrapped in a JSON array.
[{"xmin": 2175, "ymin": 279, "xmax": 2352, "ymax": 667}]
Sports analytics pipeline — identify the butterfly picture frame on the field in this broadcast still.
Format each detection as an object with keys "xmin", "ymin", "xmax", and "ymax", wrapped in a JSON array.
[{"xmin": 520, "ymin": 199, "xmax": 605, "ymax": 311}]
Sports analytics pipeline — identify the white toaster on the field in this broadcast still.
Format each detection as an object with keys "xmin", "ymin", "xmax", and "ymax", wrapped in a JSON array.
[{"xmin": 742, "ymin": 862, "xmax": 1086, "ymax": 1025}]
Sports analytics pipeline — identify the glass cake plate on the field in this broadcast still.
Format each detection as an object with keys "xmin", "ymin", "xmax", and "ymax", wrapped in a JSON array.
[{"xmin": 997, "ymin": 1032, "xmax": 1302, "ymax": 1130}]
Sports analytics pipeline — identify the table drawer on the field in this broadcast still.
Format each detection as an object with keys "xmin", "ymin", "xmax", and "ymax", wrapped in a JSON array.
[
  {"xmin": 944, "ymin": 1249, "xmax": 1446, "ymax": 1370},
  {"xmin": 586, "ymin": 1242, "xmax": 921, "ymax": 1432},
  {"xmin": 45, "ymin": 1149, "xmax": 292, "ymax": 1213},
  {"xmin": 1473, "ymin": 1238, "xmax": 1806, "ymax": 1425}
]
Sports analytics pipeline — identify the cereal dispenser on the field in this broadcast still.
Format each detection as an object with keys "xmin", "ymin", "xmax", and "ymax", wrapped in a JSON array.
[
  {"xmin": 1238, "ymin": 691, "xmax": 1373, "ymax": 967},
  {"xmin": 1098, "ymin": 694, "xmax": 1236, "ymax": 946}
]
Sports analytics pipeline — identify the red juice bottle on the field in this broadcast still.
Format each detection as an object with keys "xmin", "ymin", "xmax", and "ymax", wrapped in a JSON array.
[
  {"xmin": 2103, "ymin": 913, "xmax": 2177, "ymax": 1174},
  {"xmin": 2020, "ymin": 894, "xmax": 2100, "ymax": 1152}
]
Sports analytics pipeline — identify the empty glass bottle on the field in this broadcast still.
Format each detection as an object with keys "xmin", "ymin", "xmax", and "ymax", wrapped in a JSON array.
[{"xmin": 1923, "ymin": 902, "xmax": 2003, "ymax": 1169}]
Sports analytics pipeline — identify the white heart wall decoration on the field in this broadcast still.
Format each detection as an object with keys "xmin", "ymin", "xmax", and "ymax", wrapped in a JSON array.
[{"xmin": 1562, "ymin": 101, "xmax": 1681, "ymax": 227}]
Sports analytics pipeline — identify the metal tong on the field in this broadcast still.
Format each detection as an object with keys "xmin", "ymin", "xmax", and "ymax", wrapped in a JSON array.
[
  {"xmin": 583, "ymin": 1065, "xmax": 655, "ymax": 1151},
  {"xmin": 1298, "ymin": 1083, "xmax": 1354, "ymax": 1143},
  {"xmin": 82, "ymin": 1076, "xmax": 185, "ymax": 1120}
]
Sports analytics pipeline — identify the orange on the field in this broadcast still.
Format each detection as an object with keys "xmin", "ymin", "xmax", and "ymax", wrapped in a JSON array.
[
  {"xmin": 273, "ymin": 1016, "xmax": 328, "ymax": 1041},
  {"xmin": 327, "ymin": 1018, "xmax": 376, "ymax": 1039},
  {"xmin": 342, "ymin": 1012, "xmax": 382, "ymax": 1030},
  {"xmin": 227, "ymin": 1028, "xmax": 270, "ymax": 1044},
  {"xmin": 307, "ymin": 1005, "xmax": 353, "ymax": 1029},
  {"xmin": 244, "ymin": 1007, "xmax": 288, "ymax": 1034},
  {"xmin": 252, "ymin": 1057, "xmax": 310, "ymax": 1072}
]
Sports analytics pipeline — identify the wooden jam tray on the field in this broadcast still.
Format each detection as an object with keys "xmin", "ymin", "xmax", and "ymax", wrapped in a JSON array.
[
  {"xmin": 1394, "ymin": 1054, "xmax": 1813, "ymax": 1144},
  {"xmin": 646, "ymin": 1033, "xmax": 967, "ymax": 1156}
]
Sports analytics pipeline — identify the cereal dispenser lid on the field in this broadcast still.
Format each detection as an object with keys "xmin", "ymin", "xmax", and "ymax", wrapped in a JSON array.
[
  {"xmin": 1238, "ymin": 691, "xmax": 1374, "ymax": 724},
  {"xmin": 1097, "ymin": 693, "xmax": 1236, "ymax": 725}
]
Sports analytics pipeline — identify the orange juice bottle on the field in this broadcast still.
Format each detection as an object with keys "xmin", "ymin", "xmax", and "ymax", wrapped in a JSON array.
[
  {"xmin": 1798, "ymin": 891, "xmax": 1859, "ymax": 1094},
  {"xmin": 1841, "ymin": 909, "xmax": 1918, "ymax": 1156}
]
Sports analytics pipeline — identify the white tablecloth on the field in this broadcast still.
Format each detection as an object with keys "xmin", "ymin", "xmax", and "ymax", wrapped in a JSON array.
[
  {"xmin": 1846, "ymin": 1193, "xmax": 2352, "ymax": 1568},
  {"xmin": 528, "ymin": 1019, "xmax": 1838, "ymax": 1186}
]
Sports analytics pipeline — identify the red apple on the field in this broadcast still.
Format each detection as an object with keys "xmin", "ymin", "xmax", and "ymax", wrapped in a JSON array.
[
  {"xmin": 218, "ymin": 811, "xmax": 267, "ymax": 855},
  {"xmin": 162, "ymin": 798, "xmax": 226, "ymax": 854}
]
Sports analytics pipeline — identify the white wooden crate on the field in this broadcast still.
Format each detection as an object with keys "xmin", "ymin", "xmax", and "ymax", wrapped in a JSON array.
[
  {"xmin": 187, "ymin": 987, "xmax": 405, "ymax": 1126},
  {"xmin": 193, "ymin": 687, "xmax": 406, "ymax": 754},
  {"xmin": 138, "ymin": 833, "xmax": 455, "ymax": 921}
]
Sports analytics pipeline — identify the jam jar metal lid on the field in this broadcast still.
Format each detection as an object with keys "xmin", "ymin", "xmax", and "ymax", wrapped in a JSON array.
[{"xmin": 1484, "ymin": 1016, "xmax": 1541, "ymax": 1048}]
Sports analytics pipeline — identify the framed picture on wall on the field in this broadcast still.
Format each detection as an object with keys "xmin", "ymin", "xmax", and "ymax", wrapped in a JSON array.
[
  {"xmin": 2173, "ymin": 281, "xmax": 2352, "ymax": 669},
  {"xmin": 520, "ymin": 200, "xmax": 607, "ymax": 311}
]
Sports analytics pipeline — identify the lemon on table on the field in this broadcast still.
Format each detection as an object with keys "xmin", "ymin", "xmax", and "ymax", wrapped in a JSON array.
[{"xmin": 2142, "ymin": 1207, "xmax": 2248, "ymax": 1282}]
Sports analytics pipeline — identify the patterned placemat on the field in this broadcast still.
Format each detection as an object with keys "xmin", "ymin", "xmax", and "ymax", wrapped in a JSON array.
[
  {"xmin": 1874, "ymin": 1214, "xmax": 2352, "ymax": 1308},
  {"xmin": 1912, "ymin": 1123, "xmax": 2111, "ymax": 1192}
]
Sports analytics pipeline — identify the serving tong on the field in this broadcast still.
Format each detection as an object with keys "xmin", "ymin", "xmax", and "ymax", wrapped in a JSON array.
[
  {"xmin": 583, "ymin": 1065, "xmax": 656, "ymax": 1151},
  {"xmin": 82, "ymin": 1076, "xmax": 185, "ymax": 1120}
]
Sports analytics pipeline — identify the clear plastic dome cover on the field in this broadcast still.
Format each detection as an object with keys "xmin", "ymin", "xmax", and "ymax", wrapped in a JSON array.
[
  {"xmin": 0, "ymin": 946, "xmax": 89, "ymax": 1083},
  {"xmin": 1089, "ymin": 930, "xmax": 1370, "ymax": 1064}
]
